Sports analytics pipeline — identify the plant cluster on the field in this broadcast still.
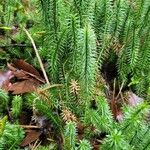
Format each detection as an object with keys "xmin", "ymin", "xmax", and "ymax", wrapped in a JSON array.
[{"xmin": 0, "ymin": 0, "xmax": 150, "ymax": 149}]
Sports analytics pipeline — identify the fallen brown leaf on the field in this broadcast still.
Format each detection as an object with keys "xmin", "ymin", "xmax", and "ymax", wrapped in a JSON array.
[
  {"xmin": 1, "ymin": 60, "xmax": 46, "ymax": 94},
  {"xmin": 13, "ymin": 70, "xmax": 30, "ymax": 80},
  {"xmin": 20, "ymin": 130, "xmax": 42, "ymax": 147},
  {"xmin": 13, "ymin": 59, "xmax": 41, "ymax": 78},
  {"xmin": 8, "ymin": 62, "xmax": 45, "ymax": 83},
  {"xmin": 8, "ymin": 79, "xmax": 39, "ymax": 94}
]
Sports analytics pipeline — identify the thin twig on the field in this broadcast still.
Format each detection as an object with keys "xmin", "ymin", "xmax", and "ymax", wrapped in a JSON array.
[
  {"xmin": 116, "ymin": 81, "xmax": 125, "ymax": 99},
  {"xmin": 22, "ymin": 27, "xmax": 50, "ymax": 85},
  {"xmin": 18, "ymin": 125, "xmax": 41, "ymax": 129}
]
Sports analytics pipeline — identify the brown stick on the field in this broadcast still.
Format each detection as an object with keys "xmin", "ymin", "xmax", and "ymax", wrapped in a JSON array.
[{"xmin": 18, "ymin": 125, "xmax": 41, "ymax": 129}]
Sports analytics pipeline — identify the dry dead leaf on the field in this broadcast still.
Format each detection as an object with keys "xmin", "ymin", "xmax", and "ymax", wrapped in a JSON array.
[
  {"xmin": 8, "ymin": 79, "xmax": 39, "ymax": 94},
  {"xmin": 13, "ymin": 59, "xmax": 41, "ymax": 77},
  {"xmin": 8, "ymin": 62, "xmax": 45, "ymax": 83},
  {"xmin": 20, "ymin": 130, "xmax": 42, "ymax": 147},
  {"xmin": 13, "ymin": 70, "xmax": 30, "ymax": 80},
  {"xmin": 1, "ymin": 60, "xmax": 45, "ymax": 94}
]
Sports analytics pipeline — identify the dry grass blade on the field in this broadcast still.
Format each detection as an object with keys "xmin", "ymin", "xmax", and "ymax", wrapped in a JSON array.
[{"xmin": 22, "ymin": 27, "xmax": 50, "ymax": 85}]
